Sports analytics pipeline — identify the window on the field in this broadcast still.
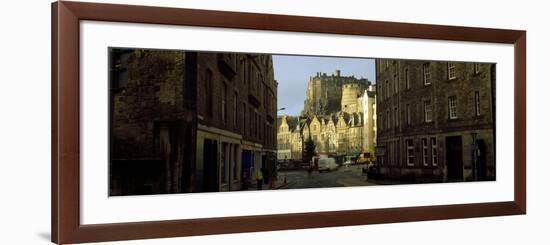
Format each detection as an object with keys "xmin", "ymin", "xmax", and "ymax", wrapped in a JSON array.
[
  {"xmin": 386, "ymin": 143, "xmax": 391, "ymax": 166},
  {"xmin": 242, "ymin": 103, "xmax": 247, "ymax": 134},
  {"xmin": 221, "ymin": 82, "xmax": 227, "ymax": 124},
  {"xmin": 243, "ymin": 62, "xmax": 248, "ymax": 88},
  {"xmin": 394, "ymin": 73, "xmax": 399, "ymax": 94},
  {"xmin": 405, "ymin": 68, "xmax": 410, "ymax": 89},
  {"xmin": 448, "ymin": 96, "xmax": 458, "ymax": 119},
  {"xmin": 253, "ymin": 71, "xmax": 258, "ymax": 93},
  {"xmin": 406, "ymin": 103, "xmax": 411, "ymax": 125},
  {"xmin": 474, "ymin": 63, "xmax": 480, "ymax": 74},
  {"xmin": 110, "ymin": 51, "xmax": 129, "ymax": 89},
  {"xmin": 256, "ymin": 110, "xmax": 260, "ymax": 138},
  {"xmin": 474, "ymin": 91, "xmax": 481, "ymax": 116},
  {"xmin": 423, "ymin": 63, "xmax": 431, "ymax": 85},
  {"xmin": 379, "ymin": 113, "xmax": 383, "ymax": 130},
  {"xmin": 254, "ymin": 110, "xmax": 258, "ymax": 138},
  {"xmin": 385, "ymin": 80, "xmax": 390, "ymax": 98},
  {"xmin": 379, "ymin": 85, "xmax": 383, "ymax": 100},
  {"xmin": 234, "ymin": 93, "xmax": 238, "ymax": 128},
  {"xmin": 205, "ymin": 69, "xmax": 213, "ymax": 117},
  {"xmin": 431, "ymin": 137, "xmax": 438, "ymax": 166},
  {"xmin": 258, "ymin": 113, "xmax": 261, "ymax": 139},
  {"xmin": 406, "ymin": 139, "xmax": 415, "ymax": 166},
  {"xmin": 260, "ymin": 120, "xmax": 264, "ymax": 141},
  {"xmin": 422, "ymin": 138, "xmax": 429, "ymax": 166},
  {"xmin": 424, "ymin": 100, "xmax": 432, "ymax": 122},
  {"xmin": 447, "ymin": 62, "xmax": 456, "ymax": 80},
  {"xmin": 249, "ymin": 107, "xmax": 254, "ymax": 137},
  {"xmin": 394, "ymin": 107, "xmax": 398, "ymax": 128},
  {"xmin": 386, "ymin": 110, "xmax": 390, "ymax": 129},
  {"xmin": 263, "ymin": 86, "xmax": 269, "ymax": 112}
]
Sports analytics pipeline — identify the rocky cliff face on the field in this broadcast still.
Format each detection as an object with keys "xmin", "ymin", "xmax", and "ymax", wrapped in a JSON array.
[{"xmin": 302, "ymin": 70, "xmax": 370, "ymax": 116}]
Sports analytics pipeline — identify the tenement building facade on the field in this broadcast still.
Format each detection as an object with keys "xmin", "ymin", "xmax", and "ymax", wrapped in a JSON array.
[
  {"xmin": 195, "ymin": 52, "xmax": 277, "ymax": 192},
  {"xmin": 376, "ymin": 59, "xmax": 495, "ymax": 182},
  {"xmin": 110, "ymin": 49, "xmax": 277, "ymax": 195},
  {"xmin": 277, "ymin": 70, "xmax": 376, "ymax": 162}
]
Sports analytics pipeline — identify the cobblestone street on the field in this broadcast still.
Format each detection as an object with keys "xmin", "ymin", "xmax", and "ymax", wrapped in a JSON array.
[{"xmin": 278, "ymin": 164, "xmax": 377, "ymax": 190}]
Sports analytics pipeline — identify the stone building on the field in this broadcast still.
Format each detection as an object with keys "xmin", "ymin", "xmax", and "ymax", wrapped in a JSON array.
[
  {"xmin": 303, "ymin": 70, "xmax": 370, "ymax": 116},
  {"xmin": 276, "ymin": 115, "xmax": 298, "ymax": 160},
  {"xmin": 277, "ymin": 112, "xmax": 370, "ymax": 161},
  {"xmin": 109, "ymin": 49, "xmax": 196, "ymax": 195},
  {"xmin": 195, "ymin": 52, "xmax": 277, "ymax": 192},
  {"xmin": 375, "ymin": 59, "xmax": 495, "ymax": 182},
  {"xmin": 360, "ymin": 88, "xmax": 377, "ymax": 154},
  {"xmin": 109, "ymin": 49, "xmax": 277, "ymax": 195},
  {"xmin": 277, "ymin": 70, "xmax": 376, "ymax": 162}
]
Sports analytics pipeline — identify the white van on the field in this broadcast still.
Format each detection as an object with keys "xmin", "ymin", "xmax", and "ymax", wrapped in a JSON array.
[{"xmin": 318, "ymin": 157, "xmax": 339, "ymax": 172}]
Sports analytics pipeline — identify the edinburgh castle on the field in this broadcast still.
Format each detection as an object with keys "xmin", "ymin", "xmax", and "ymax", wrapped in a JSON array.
[
  {"xmin": 302, "ymin": 70, "xmax": 371, "ymax": 116},
  {"xmin": 277, "ymin": 70, "xmax": 376, "ymax": 162}
]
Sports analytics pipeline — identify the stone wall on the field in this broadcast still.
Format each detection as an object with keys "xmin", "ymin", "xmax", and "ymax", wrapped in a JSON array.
[
  {"xmin": 109, "ymin": 49, "xmax": 197, "ymax": 195},
  {"xmin": 111, "ymin": 49, "xmax": 187, "ymax": 159},
  {"xmin": 376, "ymin": 58, "xmax": 496, "ymax": 181},
  {"xmin": 196, "ymin": 53, "xmax": 277, "ymax": 150}
]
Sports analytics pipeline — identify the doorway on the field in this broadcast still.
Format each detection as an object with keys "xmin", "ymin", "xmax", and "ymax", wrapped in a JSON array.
[
  {"xmin": 202, "ymin": 139, "xmax": 219, "ymax": 192},
  {"xmin": 445, "ymin": 136, "xmax": 463, "ymax": 180},
  {"xmin": 475, "ymin": 139, "xmax": 487, "ymax": 180}
]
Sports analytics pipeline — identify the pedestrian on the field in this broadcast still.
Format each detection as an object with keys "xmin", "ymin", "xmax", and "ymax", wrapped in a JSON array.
[
  {"xmin": 241, "ymin": 171, "xmax": 249, "ymax": 190},
  {"xmin": 261, "ymin": 167, "xmax": 268, "ymax": 184},
  {"xmin": 255, "ymin": 168, "xmax": 263, "ymax": 190},
  {"xmin": 308, "ymin": 164, "xmax": 313, "ymax": 177}
]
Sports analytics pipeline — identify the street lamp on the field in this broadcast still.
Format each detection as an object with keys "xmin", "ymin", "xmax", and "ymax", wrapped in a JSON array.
[{"xmin": 274, "ymin": 107, "xmax": 286, "ymax": 184}]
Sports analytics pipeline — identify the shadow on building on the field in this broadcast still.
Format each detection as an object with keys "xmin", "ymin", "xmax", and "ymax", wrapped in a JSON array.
[{"xmin": 108, "ymin": 48, "xmax": 277, "ymax": 196}]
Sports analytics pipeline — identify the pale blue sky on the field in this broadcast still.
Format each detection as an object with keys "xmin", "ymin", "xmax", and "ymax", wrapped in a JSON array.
[{"xmin": 273, "ymin": 55, "xmax": 375, "ymax": 116}]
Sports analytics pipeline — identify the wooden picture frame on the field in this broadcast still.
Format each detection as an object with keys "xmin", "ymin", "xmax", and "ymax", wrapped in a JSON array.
[{"xmin": 51, "ymin": 1, "xmax": 526, "ymax": 244}]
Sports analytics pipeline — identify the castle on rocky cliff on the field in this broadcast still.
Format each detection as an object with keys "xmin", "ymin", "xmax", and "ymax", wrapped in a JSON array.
[
  {"xmin": 277, "ymin": 70, "xmax": 377, "ymax": 161},
  {"xmin": 302, "ymin": 70, "xmax": 371, "ymax": 116}
]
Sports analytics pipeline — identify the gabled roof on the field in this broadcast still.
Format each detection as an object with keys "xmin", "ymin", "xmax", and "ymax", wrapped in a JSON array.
[{"xmin": 277, "ymin": 115, "xmax": 299, "ymax": 131}]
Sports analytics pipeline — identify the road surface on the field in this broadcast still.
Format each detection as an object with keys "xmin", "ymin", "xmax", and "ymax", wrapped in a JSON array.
[{"xmin": 278, "ymin": 164, "xmax": 377, "ymax": 189}]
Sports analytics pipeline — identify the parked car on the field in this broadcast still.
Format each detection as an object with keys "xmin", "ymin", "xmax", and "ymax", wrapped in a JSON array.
[
  {"xmin": 343, "ymin": 159, "xmax": 353, "ymax": 167},
  {"xmin": 318, "ymin": 157, "xmax": 339, "ymax": 172}
]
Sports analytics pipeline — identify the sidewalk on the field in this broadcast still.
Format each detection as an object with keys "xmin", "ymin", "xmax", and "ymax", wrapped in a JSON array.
[
  {"xmin": 337, "ymin": 177, "xmax": 375, "ymax": 187},
  {"xmin": 247, "ymin": 178, "xmax": 290, "ymax": 191}
]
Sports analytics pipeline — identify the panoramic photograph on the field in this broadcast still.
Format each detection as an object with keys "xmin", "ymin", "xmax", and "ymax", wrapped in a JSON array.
[{"xmin": 108, "ymin": 48, "xmax": 496, "ymax": 196}]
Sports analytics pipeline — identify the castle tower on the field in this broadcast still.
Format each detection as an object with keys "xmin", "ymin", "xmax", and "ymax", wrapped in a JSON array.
[{"xmin": 341, "ymin": 83, "xmax": 362, "ymax": 113}]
